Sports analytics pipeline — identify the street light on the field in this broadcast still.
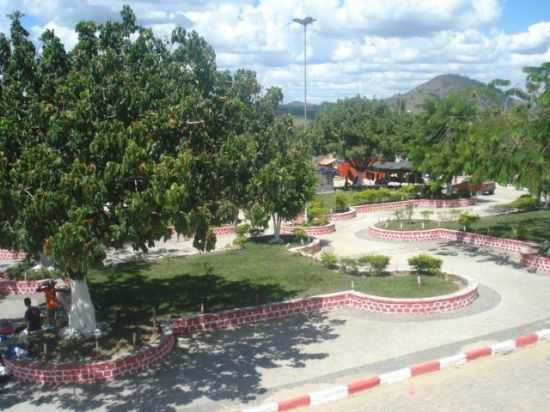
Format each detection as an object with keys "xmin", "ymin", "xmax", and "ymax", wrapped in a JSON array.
[{"xmin": 293, "ymin": 16, "xmax": 316, "ymax": 126}]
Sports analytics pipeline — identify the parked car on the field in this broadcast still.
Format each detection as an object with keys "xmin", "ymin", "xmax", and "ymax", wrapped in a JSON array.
[{"xmin": 452, "ymin": 180, "xmax": 496, "ymax": 195}]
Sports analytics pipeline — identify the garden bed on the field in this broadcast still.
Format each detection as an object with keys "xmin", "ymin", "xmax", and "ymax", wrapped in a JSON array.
[
  {"xmin": 375, "ymin": 210, "xmax": 550, "ymax": 246},
  {"xmin": 281, "ymin": 222, "xmax": 336, "ymax": 236}
]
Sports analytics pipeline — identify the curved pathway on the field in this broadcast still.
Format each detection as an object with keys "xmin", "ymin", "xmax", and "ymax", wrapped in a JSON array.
[{"xmin": 4, "ymin": 186, "xmax": 549, "ymax": 412}]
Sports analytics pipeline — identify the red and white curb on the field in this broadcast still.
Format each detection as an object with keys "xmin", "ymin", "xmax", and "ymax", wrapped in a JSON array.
[{"xmin": 239, "ymin": 329, "xmax": 550, "ymax": 412}]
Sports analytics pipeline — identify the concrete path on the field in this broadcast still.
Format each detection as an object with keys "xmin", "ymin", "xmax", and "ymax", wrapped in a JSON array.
[{"xmin": 2, "ymin": 185, "xmax": 547, "ymax": 412}]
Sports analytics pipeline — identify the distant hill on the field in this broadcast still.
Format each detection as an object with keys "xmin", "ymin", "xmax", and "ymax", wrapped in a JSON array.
[{"xmin": 386, "ymin": 74, "xmax": 517, "ymax": 113}]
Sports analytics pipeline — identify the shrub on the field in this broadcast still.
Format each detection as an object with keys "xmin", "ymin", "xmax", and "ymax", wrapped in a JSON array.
[
  {"xmin": 339, "ymin": 257, "xmax": 358, "ymax": 274},
  {"xmin": 335, "ymin": 192, "xmax": 349, "ymax": 213},
  {"xmin": 246, "ymin": 203, "xmax": 269, "ymax": 233},
  {"xmin": 320, "ymin": 252, "xmax": 338, "ymax": 269},
  {"xmin": 398, "ymin": 184, "xmax": 419, "ymax": 199},
  {"xmin": 233, "ymin": 224, "xmax": 250, "ymax": 249},
  {"xmin": 496, "ymin": 195, "xmax": 539, "ymax": 211},
  {"xmin": 352, "ymin": 189, "xmax": 377, "ymax": 205},
  {"xmin": 358, "ymin": 254, "xmax": 390, "ymax": 276},
  {"xmin": 376, "ymin": 188, "xmax": 393, "ymax": 202},
  {"xmin": 308, "ymin": 204, "xmax": 329, "ymax": 226},
  {"xmin": 6, "ymin": 261, "xmax": 61, "ymax": 281},
  {"xmin": 421, "ymin": 181, "xmax": 443, "ymax": 198},
  {"xmin": 408, "ymin": 254, "xmax": 443, "ymax": 277},
  {"xmin": 388, "ymin": 191, "xmax": 403, "ymax": 202},
  {"xmin": 293, "ymin": 228, "xmax": 308, "ymax": 244},
  {"xmin": 457, "ymin": 213, "xmax": 480, "ymax": 231}
]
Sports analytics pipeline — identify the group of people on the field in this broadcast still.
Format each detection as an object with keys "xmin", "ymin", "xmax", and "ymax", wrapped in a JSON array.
[{"xmin": 22, "ymin": 278, "xmax": 71, "ymax": 333}]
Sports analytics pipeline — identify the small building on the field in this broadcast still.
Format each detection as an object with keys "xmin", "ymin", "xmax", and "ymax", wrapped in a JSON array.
[{"xmin": 371, "ymin": 159, "xmax": 421, "ymax": 184}]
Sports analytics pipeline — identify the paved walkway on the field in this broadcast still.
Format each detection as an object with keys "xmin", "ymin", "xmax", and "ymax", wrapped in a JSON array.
[
  {"xmin": 310, "ymin": 339, "xmax": 550, "ymax": 412},
  {"xmin": 2, "ymin": 185, "xmax": 548, "ymax": 412}
]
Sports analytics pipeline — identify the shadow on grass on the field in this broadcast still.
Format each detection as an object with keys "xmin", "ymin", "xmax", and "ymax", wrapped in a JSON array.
[
  {"xmin": 0, "ymin": 311, "xmax": 342, "ymax": 412},
  {"xmin": 89, "ymin": 261, "xmax": 301, "ymax": 329}
]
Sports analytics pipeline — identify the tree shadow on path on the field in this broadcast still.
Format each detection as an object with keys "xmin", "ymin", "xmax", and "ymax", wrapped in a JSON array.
[
  {"xmin": 1, "ymin": 312, "xmax": 342, "ymax": 412},
  {"xmin": 433, "ymin": 241, "xmax": 526, "ymax": 271}
]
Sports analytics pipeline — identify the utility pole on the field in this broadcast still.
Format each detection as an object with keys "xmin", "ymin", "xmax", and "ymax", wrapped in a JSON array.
[{"xmin": 293, "ymin": 17, "xmax": 316, "ymax": 127}]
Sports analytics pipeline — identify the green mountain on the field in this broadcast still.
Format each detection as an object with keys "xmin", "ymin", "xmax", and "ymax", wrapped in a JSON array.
[{"xmin": 386, "ymin": 74, "xmax": 516, "ymax": 113}]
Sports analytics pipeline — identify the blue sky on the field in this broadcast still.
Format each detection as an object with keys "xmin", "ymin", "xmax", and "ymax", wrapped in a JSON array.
[
  {"xmin": 502, "ymin": 0, "xmax": 550, "ymax": 32},
  {"xmin": 1, "ymin": 0, "xmax": 549, "ymax": 102}
]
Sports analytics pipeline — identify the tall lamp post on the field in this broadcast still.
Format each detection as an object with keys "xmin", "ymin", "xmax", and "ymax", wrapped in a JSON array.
[{"xmin": 293, "ymin": 16, "xmax": 316, "ymax": 126}]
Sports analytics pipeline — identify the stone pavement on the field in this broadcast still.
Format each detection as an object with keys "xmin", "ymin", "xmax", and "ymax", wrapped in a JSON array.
[{"xmin": 309, "ymin": 339, "xmax": 550, "ymax": 412}]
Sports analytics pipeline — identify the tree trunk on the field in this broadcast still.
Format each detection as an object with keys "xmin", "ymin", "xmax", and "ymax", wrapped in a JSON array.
[
  {"xmin": 272, "ymin": 214, "xmax": 282, "ymax": 242},
  {"xmin": 64, "ymin": 277, "xmax": 97, "ymax": 338}
]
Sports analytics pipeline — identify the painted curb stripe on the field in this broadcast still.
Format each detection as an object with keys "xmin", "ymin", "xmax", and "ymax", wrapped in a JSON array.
[
  {"xmin": 347, "ymin": 376, "xmax": 381, "ymax": 394},
  {"xmin": 439, "ymin": 353, "xmax": 467, "ymax": 369},
  {"xmin": 278, "ymin": 396, "xmax": 310, "ymax": 411},
  {"xmin": 411, "ymin": 361, "xmax": 441, "ymax": 377},
  {"xmin": 465, "ymin": 346, "xmax": 492, "ymax": 361},
  {"xmin": 490, "ymin": 340, "xmax": 516, "ymax": 354},
  {"xmin": 536, "ymin": 329, "xmax": 550, "ymax": 340},
  {"xmin": 515, "ymin": 334, "xmax": 538, "ymax": 347},
  {"xmin": 379, "ymin": 368, "xmax": 412, "ymax": 384},
  {"xmin": 239, "ymin": 329, "xmax": 550, "ymax": 412},
  {"xmin": 309, "ymin": 385, "xmax": 348, "ymax": 406},
  {"xmin": 242, "ymin": 402, "xmax": 278, "ymax": 412}
]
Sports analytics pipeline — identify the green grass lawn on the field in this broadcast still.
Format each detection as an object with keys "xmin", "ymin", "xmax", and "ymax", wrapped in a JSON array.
[
  {"xmin": 377, "ymin": 209, "xmax": 550, "ymax": 244},
  {"xmin": 21, "ymin": 242, "xmax": 457, "ymax": 362},
  {"xmin": 88, "ymin": 241, "xmax": 458, "ymax": 327}
]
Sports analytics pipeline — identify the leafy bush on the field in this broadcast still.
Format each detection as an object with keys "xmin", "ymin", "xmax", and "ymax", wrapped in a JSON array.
[
  {"xmin": 233, "ymin": 224, "xmax": 250, "ymax": 249},
  {"xmin": 320, "ymin": 252, "xmax": 338, "ymax": 269},
  {"xmin": 293, "ymin": 228, "xmax": 308, "ymax": 244},
  {"xmin": 408, "ymin": 254, "xmax": 443, "ymax": 277},
  {"xmin": 6, "ymin": 261, "xmax": 61, "ymax": 281},
  {"xmin": 307, "ymin": 199, "xmax": 329, "ymax": 226},
  {"xmin": 358, "ymin": 254, "xmax": 390, "ymax": 276},
  {"xmin": 398, "ymin": 185, "xmax": 419, "ymax": 198},
  {"xmin": 246, "ymin": 203, "xmax": 269, "ymax": 233},
  {"xmin": 421, "ymin": 181, "xmax": 443, "ymax": 198},
  {"xmin": 496, "ymin": 195, "xmax": 539, "ymax": 211},
  {"xmin": 457, "ymin": 213, "xmax": 480, "ymax": 231},
  {"xmin": 335, "ymin": 192, "xmax": 349, "ymax": 213},
  {"xmin": 351, "ymin": 188, "xmax": 403, "ymax": 205},
  {"xmin": 339, "ymin": 257, "xmax": 358, "ymax": 274}
]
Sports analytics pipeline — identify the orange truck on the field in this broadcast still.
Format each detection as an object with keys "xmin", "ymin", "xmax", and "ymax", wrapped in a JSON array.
[{"xmin": 452, "ymin": 180, "xmax": 496, "ymax": 195}]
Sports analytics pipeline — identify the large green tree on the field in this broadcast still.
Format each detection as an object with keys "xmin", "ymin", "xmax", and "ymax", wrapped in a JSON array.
[
  {"xmin": 0, "ymin": 8, "xmax": 277, "ymax": 336},
  {"xmin": 309, "ymin": 97, "xmax": 409, "ymax": 185},
  {"xmin": 250, "ymin": 118, "xmax": 316, "ymax": 241},
  {"xmin": 471, "ymin": 63, "xmax": 550, "ymax": 203},
  {"xmin": 407, "ymin": 93, "xmax": 479, "ymax": 192}
]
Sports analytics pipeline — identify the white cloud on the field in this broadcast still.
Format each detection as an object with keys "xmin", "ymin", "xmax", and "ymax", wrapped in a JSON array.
[{"xmin": 0, "ymin": 0, "xmax": 548, "ymax": 102}]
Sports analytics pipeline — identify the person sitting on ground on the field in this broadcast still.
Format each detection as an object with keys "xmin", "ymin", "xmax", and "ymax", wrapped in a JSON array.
[
  {"xmin": 37, "ymin": 280, "xmax": 59, "ymax": 326},
  {"xmin": 23, "ymin": 298, "xmax": 41, "ymax": 333}
]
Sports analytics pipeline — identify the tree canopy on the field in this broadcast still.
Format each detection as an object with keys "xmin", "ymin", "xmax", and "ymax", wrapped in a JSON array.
[{"xmin": 0, "ymin": 7, "xmax": 305, "ymax": 276}]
